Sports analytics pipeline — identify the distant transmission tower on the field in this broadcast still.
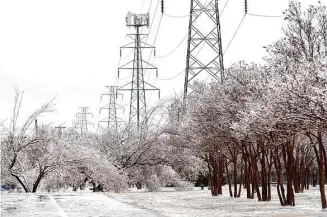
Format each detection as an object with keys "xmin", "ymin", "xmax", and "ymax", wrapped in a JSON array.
[
  {"xmin": 55, "ymin": 124, "xmax": 66, "ymax": 139},
  {"xmin": 118, "ymin": 12, "xmax": 160, "ymax": 131},
  {"xmin": 184, "ymin": 0, "xmax": 224, "ymax": 97},
  {"xmin": 98, "ymin": 86, "xmax": 124, "ymax": 133},
  {"xmin": 74, "ymin": 107, "xmax": 94, "ymax": 135}
]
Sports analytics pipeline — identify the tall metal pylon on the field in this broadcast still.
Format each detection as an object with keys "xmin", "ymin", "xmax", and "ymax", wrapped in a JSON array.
[
  {"xmin": 184, "ymin": 0, "xmax": 224, "ymax": 97},
  {"xmin": 118, "ymin": 12, "xmax": 160, "ymax": 131},
  {"xmin": 55, "ymin": 124, "xmax": 66, "ymax": 139},
  {"xmin": 73, "ymin": 107, "xmax": 94, "ymax": 135},
  {"xmin": 98, "ymin": 86, "xmax": 124, "ymax": 133}
]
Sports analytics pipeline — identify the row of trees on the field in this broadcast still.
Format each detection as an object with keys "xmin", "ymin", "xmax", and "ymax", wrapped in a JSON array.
[{"xmin": 167, "ymin": 1, "xmax": 327, "ymax": 209}]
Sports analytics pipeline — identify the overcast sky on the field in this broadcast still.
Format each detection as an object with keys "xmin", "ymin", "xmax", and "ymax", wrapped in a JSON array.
[{"xmin": 0, "ymin": 0, "xmax": 324, "ymax": 130}]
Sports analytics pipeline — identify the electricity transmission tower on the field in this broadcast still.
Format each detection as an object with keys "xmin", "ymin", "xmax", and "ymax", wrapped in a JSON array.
[
  {"xmin": 118, "ymin": 12, "xmax": 160, "ymax": 131},
  {"xmin": 184, "ymin": 0, "xmax": 224, "ymax": 97},
  {"xmin": 98, "ymin": 86, "xmax": 124, "ymax": 133},
  {"xmin": 55, "ymin": 125, "xmax": 66, "ymax": 139},
  {"xmin": 74, "ymin": 107, "xmax": 94, "ymax": 135}
]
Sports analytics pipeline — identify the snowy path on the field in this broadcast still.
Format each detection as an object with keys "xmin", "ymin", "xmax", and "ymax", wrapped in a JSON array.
[{"xmin": 1, "ymin": 193, "xmax": 161, "ymax": 217}]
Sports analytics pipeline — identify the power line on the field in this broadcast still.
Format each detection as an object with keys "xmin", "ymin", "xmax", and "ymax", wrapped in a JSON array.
[
  {"xmin": 141, "ymin": 0, "xmax": 161, "ymax": 81},
  {"xmin": 245, "ymin": 0, "xmax": 282, "ymax": 18},
  {"xmin": 146, "ymin": 0, "xmax": 161, "ymax": 40},
  {"xmin": 144, "ymin": 1, "xmax": 166, "ymax": 104},
  {"xmin": 147, "ymin": 0, "xmax": 153, "ymax": 13},
  {"xmin": 152, "ymin": 15, "xmax": 163, "ymax": 47},
  {"xmin": 163, "ymin": 13, "xmax": 189, "ymax": 18},
  {"xmin": 158, "ymin": 70, "xmax": 184, "ymax": 81},
  {"xmin": 247, "ymin": 13, "xmax": 283, "ymax": 18},
  {"xmin": 146, "ymin": 15, "xmax": 164, "ymax": 103},
  {"xmin": 143, "ymin": 13, "xmax": 163, "ymax": 109},
  {"xmin": 223, "ymin": 1, "xmax": 281, "ymax": 56},
  {"xmin": 224, "ymin": 14, "xmax": 246, "ymax": 55},
  {"xmin": 157, "ymin": 34, "xmax": 188, "ymax": 58},
  {"xmin": 140, "ymin": 0, "xmax": 154, "ymax": 35},
  {"xmin": 221, "ymin": 0, "xmax": 229, "ymax": 15},
  {"xmin": 202, "ymin": 1, "xmax": 281, "ymax": 84},
  {"xmin": 120, "ymin": 102, "xmax": 130, "ymax": 107},
  {"xmin": 145, "ymin": 14, "xmax": 164, "ymax": 81}
]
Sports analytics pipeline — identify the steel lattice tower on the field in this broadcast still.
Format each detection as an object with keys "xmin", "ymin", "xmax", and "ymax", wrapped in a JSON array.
[
  {"xmin": 184, "ymin": 0, "xmax": 224, "ymax": 97},
  {"xmin": 55, "ymin": 125, "xmax": 66, "ymax": 139},
  {"xmin": 98, "ymin": 86, "xmax": 124, "ymax": 133},
  {"xmin": 118, "ymin": 13, "xmax": 160, "ymax": 131},
  {"xmin": 73, "ymin": 107, "xmax": 93, "ymax": 135}
]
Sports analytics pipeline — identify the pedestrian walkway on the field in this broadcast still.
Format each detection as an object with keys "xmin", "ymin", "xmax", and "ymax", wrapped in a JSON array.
[{"xmin": 1, "ymin": 193, "xmax": 161, "ymax": 217}]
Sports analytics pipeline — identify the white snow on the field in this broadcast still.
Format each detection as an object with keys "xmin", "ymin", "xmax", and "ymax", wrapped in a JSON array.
[
  {"xmin": 1, "ymin": 186, "xmax": 326, "ymax": 217},
  {"xmin": 107, "ymin": 186, "xmax": 327, "ymax": 217},
  {"xmin": 49, "ymin": 195, "xmax": 68, "ymax": 217},
  {"xmin": 1, "ymin": 192, "xmax": 160, "ymax": 217}
]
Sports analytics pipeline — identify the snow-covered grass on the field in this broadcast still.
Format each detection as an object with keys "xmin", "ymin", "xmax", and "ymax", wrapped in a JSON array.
[
  {"xmin": 2, "ymin": 186, "xmax": 326, "ymax": 216},
  {"xmin": 107, "ymin": 186, "xmax": 327, "ymax": 217},
  {"xmin": 1, "ymin": 192, "xmax": 158, "ymax": 217}
]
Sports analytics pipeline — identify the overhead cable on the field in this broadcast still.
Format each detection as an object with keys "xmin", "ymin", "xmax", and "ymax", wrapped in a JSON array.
[
  {"xmin": 156, "ymin": 34, "xmax": 188, "ymax": 58},
  {"xmin": 247, "ymin": 13, "xmax": 283, "ymax": 18},
  {"xmin": 224, "ymin": 14, "xmax": 246, "ymax": 55},
  {"xmin": 158, "ymin": 70, "xmax": 184, "ymax": 81},
  {"xmin": 163, "ymin": 13, "xmax": 189, "ymax": 18}
]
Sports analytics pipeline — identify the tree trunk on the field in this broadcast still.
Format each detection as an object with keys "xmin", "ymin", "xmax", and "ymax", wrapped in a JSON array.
[
  {"xmin": 12, "ymin": 174, "xmax": 30, "ymax": 193},
  {"xmin": 218, "ymin": 157, "xmax": 224, "ymax": 195},
  {"xmin": 242, "ymin": 147, "xmax": 252, "ymax": 199},
  {"xmin": 225, "ymin": 159, "xmax": 233, "ymax": 197},
  {"xmin": 283, "ymin": 142, "xmax": 295, "ymax": 206},
  {"xmin": 9, "ymin": 153, "xmax": 30, "ymax": 193},
  {"xmin": 238, "ymin": 158, "xmax": 243, "ymax": 197},
  {"xmin": 317, "ymin": 132, "xmax": 327, "ymax": 209},
  {"xmin": 267, "ymin": 166, "xmax": 272, "ymax": 201},
  {"xmin": 274, "ymin": 147, "xmax": 286, "ymax": 206},
  {"xmin": 206, "ymin": 155, "xmax": 212, "ymax": 190},
  {"xmin": 261, "ymin": 144, "xmax": 268, "ymax": 201},
  {"xmin": 233, "ymin": 149, "xmax": 238, "ymax": 198},
  {"xmin": 32, "ymin": 172, "xmax": 44, "ymax": 193}
]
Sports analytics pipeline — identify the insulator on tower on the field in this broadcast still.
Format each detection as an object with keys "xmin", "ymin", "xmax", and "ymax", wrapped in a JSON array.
[
  {"xmin": 245, "ymin": 0, "xmax": 248, "ymax": 14},
  {"xmin": 161, "ymin": 0, "xmax": 164, "ymax": 14}
]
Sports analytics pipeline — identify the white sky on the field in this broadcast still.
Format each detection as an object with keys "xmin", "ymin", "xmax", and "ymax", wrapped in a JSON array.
[{"xmin": 0, "ymin": 0, "xmax": 325, "ymax": 130}]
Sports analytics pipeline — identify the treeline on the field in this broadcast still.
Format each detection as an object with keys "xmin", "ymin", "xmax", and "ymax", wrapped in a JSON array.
[
  {"xmin": 0, "ymin": 91, "xmax": 203, "ymax": 194},
  {"xmin": 169, "ymin": 2, "xmax": 327, "ymax": 209}
]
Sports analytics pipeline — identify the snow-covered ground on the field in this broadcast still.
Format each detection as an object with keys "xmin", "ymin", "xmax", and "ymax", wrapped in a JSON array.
[
  {"xmin": 1, "ymin": 186, "xmax": 327, "ymax": 217},
  {"xmin": 108, "ymin": 186, "xmax": 327, "ymax": 217},
  {"xmin": 1, "ymin": 192, "xmax": 160, "ymax": 217}
]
